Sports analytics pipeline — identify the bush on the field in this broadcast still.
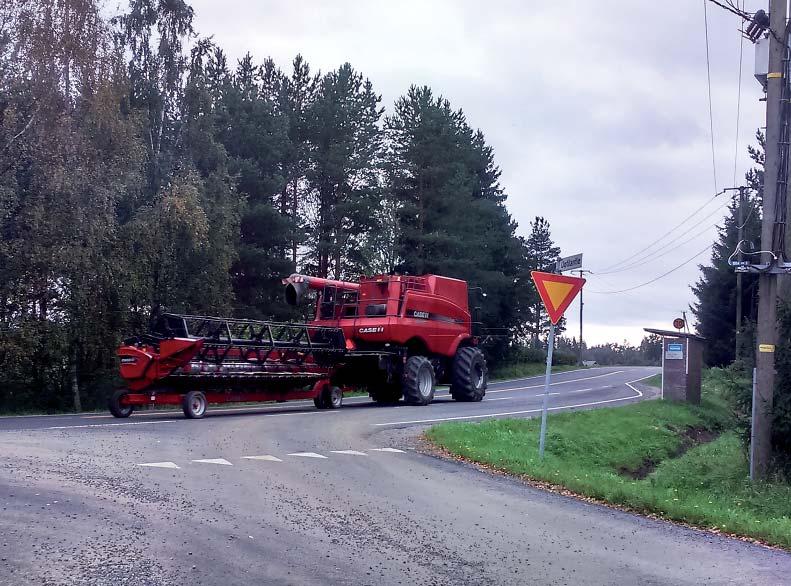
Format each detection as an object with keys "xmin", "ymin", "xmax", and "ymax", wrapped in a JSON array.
[{"xmin": 552, "ymin": 350, "xmax": 577, "ymax": 366}]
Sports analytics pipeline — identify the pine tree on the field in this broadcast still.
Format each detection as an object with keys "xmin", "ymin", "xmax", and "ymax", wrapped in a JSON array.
[
  {"xmin": 304, "ymin": 63, "xmax": 384, "ymax": 279},
  {"xmin": 523, "ymin": 216, "xmax": 561, "ymax": 347},
  {"xmin": 385, "ymin": 85, "xmax": 524, "ymax": 361}
]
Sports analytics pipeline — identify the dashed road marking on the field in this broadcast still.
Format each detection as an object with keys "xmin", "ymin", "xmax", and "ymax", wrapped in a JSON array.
[
  {"xmin": 330, "ymin": 450, "xmax": 367, "ymax": 456},
  {"xmin": 485, "ymin": 397, "xmax": 513, "ymax": 401},
  {"xmin": 370, "ymin": 448, "xmax": 405, "ymax": 453},
  {"xmin": 192, "ymin": 458, "xmax": 233, "ymax": 466},
  {"xmin": 242, "ymin": 455, "xmax": 283, "ymax": 462},
  {"xmin": 288, "ymin": 452, "xmax": 328, "ymax": 459},
  {"xmin": 138, "ymin": 461, "xmax": 180, "ymax": 469}
]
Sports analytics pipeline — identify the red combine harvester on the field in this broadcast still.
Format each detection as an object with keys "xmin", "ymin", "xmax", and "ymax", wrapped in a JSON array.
[{"xmin": 112, "ymin": 273, "xmax": 487, "ymax": 418}]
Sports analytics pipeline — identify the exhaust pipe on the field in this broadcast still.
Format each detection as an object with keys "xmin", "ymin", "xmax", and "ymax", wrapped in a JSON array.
[{"xmin": 282, "ymin": 274, "xmax": 360, "ymax": 306}]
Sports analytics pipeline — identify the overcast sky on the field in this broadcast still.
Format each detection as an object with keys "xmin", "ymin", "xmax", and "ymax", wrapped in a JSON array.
[{"xmin": 186, "ymin": 0, "xmax": 764, "ymax": 345}]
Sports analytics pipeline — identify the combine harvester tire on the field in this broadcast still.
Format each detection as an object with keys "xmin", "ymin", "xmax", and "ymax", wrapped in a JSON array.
[
  {"xmin": 402, "ymin": 356, "xmax": 435, "ymax": 406},
  {"xmin": 450, "ymin": 347, "xmax": 487, "ymax": 402}
]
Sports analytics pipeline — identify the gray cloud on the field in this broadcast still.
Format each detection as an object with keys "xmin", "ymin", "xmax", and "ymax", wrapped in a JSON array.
[{"xmin": 187, "ymin": 0, "xmax": 765, "ymax": 344}]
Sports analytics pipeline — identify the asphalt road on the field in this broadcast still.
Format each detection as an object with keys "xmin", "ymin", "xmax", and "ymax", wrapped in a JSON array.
[{"xmin": 1, "ymin": 366, "xmax": 789, "ymax": 585}]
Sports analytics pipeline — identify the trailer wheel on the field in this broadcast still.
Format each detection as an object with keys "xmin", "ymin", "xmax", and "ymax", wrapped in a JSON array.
[
  {"xmin": 450, "ymin": 347, "xmax": 487, "ymax": 402},
  {"xmin": 402, "ymin": 356, "xmax": 435, "ymax": 406},
  {"xmin": 182, "ymin": 391, "xmax": 207, "ymax": 419},
  {"xmin": 314, "ymin": 385, "xmax": 343, "ymax": 409},
  {"xmin": 108, "ymin": 390, "xmax": 134, "ymax": 418}
]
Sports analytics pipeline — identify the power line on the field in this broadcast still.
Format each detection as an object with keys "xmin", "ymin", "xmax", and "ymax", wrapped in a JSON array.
[
  {"xmin": 596, "ymin": 194, "xmax": 722, "ymax": 273},
  {"xmin": 599, "ymin": 215, "xmax": 724, "ymax": 275},
  {"xmin": 588, "ymin": 243, "xmax": 713, "ymax": 295},
  {"xmin": 596, "ymin": 200, "xmax": 728, "ymax": 274},
  {"xmin": 704, "ymin": 0, "xmax": 719, "ymax": 195}
]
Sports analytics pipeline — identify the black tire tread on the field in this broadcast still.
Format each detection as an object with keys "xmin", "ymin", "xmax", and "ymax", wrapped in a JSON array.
[
  {"xmin": 450, "ymin": 347, "xmax": 487, "ymax": 402},
  {"xmin": 402, "ymin": 356, "xmax": 435, "ymax": 406}
]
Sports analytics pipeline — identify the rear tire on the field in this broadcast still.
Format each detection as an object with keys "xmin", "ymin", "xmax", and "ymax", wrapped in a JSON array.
[
  {"xmin": 450, "ymin": 347, "xmax": 487, "ymax": 402},
  {"xmin": 108, "ymin": 389, "xmax": 134, "ymax": 418},
  {"xmin": 182, "ymin": 391, "xmax": 207, "ymax": 419},
  {"xmin": 402, "ymin": 356, "xmax": 435, "ymax": 406}
]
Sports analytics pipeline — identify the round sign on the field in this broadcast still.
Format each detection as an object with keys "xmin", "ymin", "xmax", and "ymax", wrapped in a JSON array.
[{"xmin": 673, "ymin": 318, "xmax": 685, "ymax": 330}]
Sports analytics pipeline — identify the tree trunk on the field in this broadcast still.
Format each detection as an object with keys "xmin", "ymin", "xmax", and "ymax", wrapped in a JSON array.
[
  {"xmin": 292, "ymin": 177, "xmax": 298, "ymax": 267},
  {"xmin": 69, "ymin": 344, "xmax": 82, "ymax": 412}
]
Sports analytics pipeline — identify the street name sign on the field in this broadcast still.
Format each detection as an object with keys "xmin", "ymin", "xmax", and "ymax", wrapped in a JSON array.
[{"xmin": 556, "ymin": 253, "xmax": 583, "ymax": 273}]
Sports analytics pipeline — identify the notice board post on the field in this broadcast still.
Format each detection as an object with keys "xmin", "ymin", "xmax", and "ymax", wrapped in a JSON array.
[{"xmin": 644, "ymin": 328, "xmax": 705, "ymax": 405}]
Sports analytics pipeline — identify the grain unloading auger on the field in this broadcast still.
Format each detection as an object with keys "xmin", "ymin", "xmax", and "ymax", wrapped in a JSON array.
[{"xmin": 113, "ymin": 273, "xmax": 488, "ymax": 418}]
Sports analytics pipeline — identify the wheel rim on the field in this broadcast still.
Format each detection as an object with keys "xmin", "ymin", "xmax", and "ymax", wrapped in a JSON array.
[
  {"xmin": 331, "ymin": 388, "xmax": 342, "ymax": 407},
  {"xmin": 473, "ymin": 363, "xmax": 485, "ymax": 389},
  {"xmin": 191, "ymin": 395, "xmax": 206, "ymax": 416},
  {"xmin": 418, "ymin": 367, "xmax": 433, "ymax": 398}
]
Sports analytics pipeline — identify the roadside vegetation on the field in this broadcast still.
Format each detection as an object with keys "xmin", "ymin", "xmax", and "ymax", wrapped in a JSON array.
[
  {"xmin": 426, "ymin": 370, "xmax": 791, "ymax": 549},
  {"xmin": 641, "ymin": 373, "xmax": 662, "ymax": 389}
]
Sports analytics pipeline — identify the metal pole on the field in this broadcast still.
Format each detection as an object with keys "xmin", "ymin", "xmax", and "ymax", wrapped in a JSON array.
[
  {"xmin": 735, "ymin": 186, "xmax": 745, "ymax": 359},
  {"xmin": 538, "ymin": 323, "xmax": 556, "ymax": 459},
  {"xmin": 752, "ymin": 0, "xmax": 787, "ymax": 480},
  {"xmin": 578, "ymin": 276, "xmax": 584, "ymax": 366}
]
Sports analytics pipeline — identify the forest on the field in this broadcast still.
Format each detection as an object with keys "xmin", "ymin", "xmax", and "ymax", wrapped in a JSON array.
[{"xmin": 1, "ymin": 0, "xmax": 599, "ymax": 413}]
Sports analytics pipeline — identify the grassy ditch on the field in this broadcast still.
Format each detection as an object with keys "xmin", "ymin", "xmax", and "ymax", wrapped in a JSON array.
[{"xmin": 426, "ymin": 382, "xmax": 791, "ymax": 549}]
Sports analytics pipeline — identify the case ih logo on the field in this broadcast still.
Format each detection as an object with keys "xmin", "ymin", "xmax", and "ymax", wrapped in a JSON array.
[
  {"xmin": 411, "ymin": 311, "xmax": 430, "ymax": 319},
  {"xmin": 359, "ymin": 326, "xmax": 384, "ymax": 334}
]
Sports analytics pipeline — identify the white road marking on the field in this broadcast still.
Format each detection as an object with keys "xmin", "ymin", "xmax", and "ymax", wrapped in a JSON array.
[
  {"xmin": 288, "ymin": 452, "xmax": 327, "ymax": 459},
  {"xmin": 370, "ymin": 448, "xmax": 405, "ymax": 453},
  {"xmin": 192, "ymin": 458, "xmax": 233, "ymax": 466},
  {"xmin": 374, "ymin": 382, "xmax": 646, "ymax": 426},
  {"xmin": 484, "ymin": 397, "xmax": 513, "ymax": 401},
  {"xmin": 484, "ymin": 370, "xmax": 625, "ymax": 394},
  {"xmin": 242, "ymin": 455, "xmax": 283, "ymax": 462},
  {"xmin": 330, "ymin": 450, "xmax": 367, "ymax": 456},
  {"xmin": 138, "ymin": 461, "xmax": 180, "ymax": 469}
]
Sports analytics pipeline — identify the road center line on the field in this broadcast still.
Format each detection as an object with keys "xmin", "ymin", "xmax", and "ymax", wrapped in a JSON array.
[{"xmin": 373, "ymin": 383, "xmax": 644, "ymax": 426}]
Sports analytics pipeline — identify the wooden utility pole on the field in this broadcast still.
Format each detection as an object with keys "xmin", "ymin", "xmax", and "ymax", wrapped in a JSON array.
[{"xmin": 752, "ymin": 0, "xmax": 787, "ymax": 480}]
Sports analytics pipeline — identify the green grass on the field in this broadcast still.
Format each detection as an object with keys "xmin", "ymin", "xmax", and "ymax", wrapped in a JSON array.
[
  {"xmin": 426, "ymin": 387, "xmax": 791, "ymax": 548},
  {"xmin": 642, "ymin": 373, "xmax": 662, "ymax": 389},
  {"xmin": 491, "ymin": 363, "xmax": 581, "ymax": 380}
]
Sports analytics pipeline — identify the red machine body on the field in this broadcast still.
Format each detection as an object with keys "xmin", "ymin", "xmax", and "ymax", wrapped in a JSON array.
[
  {"xmin": 112, "ymin": 273, "xmax": 487, "ymax": 419},
  {"xmin": 283, "ymin": 273, "xmax": 473, "ymax": 356}
]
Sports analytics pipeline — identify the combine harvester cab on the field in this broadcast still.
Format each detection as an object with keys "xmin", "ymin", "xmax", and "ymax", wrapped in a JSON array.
[{"xmin": 112, "ymin": 273, "xmax": 488, "ymax": 419}]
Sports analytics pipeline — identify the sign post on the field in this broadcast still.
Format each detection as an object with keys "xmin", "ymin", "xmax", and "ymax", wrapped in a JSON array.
[{"xmin": 531, "ymin": 271, "xmax": 586, "ymax": 459}]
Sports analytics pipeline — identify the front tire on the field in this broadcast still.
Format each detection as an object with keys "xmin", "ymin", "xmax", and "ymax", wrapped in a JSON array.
[
  {"xmin": 402, "ymin": 356, "xmax": 435, "ymax": 406},
  {"xmin": 182, "ymin": 391, "xmax": 207, "ymax": 419},
  {"xmin": 108, "ymin": 389, "xmax": 134, "ymax": 418},
  {"xmin": 450, "ymin": 347, "xmax": 487, "ymax": 402}
]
